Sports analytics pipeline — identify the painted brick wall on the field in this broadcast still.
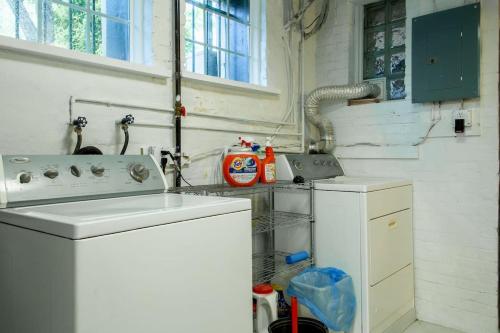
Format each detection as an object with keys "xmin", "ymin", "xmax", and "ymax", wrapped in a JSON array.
[{"xmin": 311, "ymin": 0, "xmax": 498, "ymax": 332}]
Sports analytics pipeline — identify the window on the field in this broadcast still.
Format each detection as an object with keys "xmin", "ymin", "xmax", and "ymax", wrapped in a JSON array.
[
  {"xmin": 363, "ymin": 0, "xmax": 406, "ymax": 100},
  {"xmin": 184, "ymin": 0, "xmax": 266, "ymax": 85},
  {"xmin": 0, "ymin": 0, "xmax": 152, "ymax": 64}
]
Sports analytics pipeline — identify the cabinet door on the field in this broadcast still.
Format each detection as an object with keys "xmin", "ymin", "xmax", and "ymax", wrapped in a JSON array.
[{"xmin": 368, "ymin": 209, "xmax": 412, "ymax": 285}]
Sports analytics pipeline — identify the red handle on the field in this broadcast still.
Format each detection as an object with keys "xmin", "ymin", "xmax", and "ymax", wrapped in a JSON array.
[{"xmin": 291, "ymin": 296, "xmax": 298, "ymax": 333}]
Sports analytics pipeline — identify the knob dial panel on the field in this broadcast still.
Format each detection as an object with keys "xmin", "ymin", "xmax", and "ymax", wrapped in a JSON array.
[{"xmin": 129, "ymin": 164, "xmax": 150, "ymax": 183}]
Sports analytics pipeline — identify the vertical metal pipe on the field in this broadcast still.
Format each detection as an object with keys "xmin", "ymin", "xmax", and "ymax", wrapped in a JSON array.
[{"xmin": 173, "ymin": 0, "xmax": 182, "ymax": 187}]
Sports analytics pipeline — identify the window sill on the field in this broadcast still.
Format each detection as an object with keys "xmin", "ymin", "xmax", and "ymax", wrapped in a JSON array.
[
  {"xmin": 182, "ymin": 71, "xmax": 281, "ymax": 96},
  {"xmin": 0, "ymin": 35, "xmax": 169, "ymax": 79}
]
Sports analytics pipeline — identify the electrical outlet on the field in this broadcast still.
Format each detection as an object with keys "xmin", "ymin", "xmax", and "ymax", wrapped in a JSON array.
[
  {"xmin": 160, "ymin": 148, "xmax": 191, "ymax": 168},
  {"xmin": 452, "ymin": 109, "xmax": 473, "ymax": 127}
]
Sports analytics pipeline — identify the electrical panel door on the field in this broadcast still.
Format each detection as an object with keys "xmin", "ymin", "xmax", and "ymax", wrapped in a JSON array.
[{"xmin": 412, "ymin": 3, "xmax": 480, "ymax": 103}]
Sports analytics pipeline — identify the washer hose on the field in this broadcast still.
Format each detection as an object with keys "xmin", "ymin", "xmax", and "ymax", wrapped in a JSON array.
[
  {"xmin": 120, "ymin": 126, "xmax": 129, "ymax": 155},
  {"xmin": 73, "ymin": 128, "xmax": 83, "ymax": 155}
]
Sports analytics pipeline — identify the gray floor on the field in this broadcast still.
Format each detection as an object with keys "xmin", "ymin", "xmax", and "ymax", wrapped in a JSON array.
[{"xmin": 403, "ymin": 321, "xmax": 464, "ymax": 333}]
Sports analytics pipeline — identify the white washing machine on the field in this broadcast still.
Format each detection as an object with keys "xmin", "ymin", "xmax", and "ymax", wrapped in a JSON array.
[
  {"xmin": 276, "ymin": 154, "xmax": 416, "ymax": 333},
  {"xmin": 0, "ymin": 155, "xmax": 252, "ymax": 333}
]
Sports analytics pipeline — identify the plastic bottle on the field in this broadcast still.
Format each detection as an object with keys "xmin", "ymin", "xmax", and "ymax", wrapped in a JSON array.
[
  {"xmin": 271, "ymin": 284, "xmax": 291, "ymax": 318},
  {"xmin": 223, "ymin": 137, "xmax": 261, "ymax": 187},
  {"xmin": 252, "ymin": 284, "xmax": 278, "ymax": 333},
  {"xmin": 260, "ymin": 137, "xmax": 276, "ymax": 184}
]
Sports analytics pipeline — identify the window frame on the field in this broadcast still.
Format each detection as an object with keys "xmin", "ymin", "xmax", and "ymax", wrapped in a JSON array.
[
  {"xmin": 183, "ymin": 0, "xmax": 266, "ymax": 86},
  {"xmin": 0, "ymin": 0, "xmax": 160, "ymax": 76}
]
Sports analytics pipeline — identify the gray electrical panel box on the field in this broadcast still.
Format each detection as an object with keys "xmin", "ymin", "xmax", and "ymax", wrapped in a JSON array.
[{"xmin": 412, "ymin": 3, "xmax": 480, "ymax": 103}]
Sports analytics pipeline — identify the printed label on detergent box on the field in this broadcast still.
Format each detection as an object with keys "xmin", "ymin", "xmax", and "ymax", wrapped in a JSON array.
[{"xmin": 229, "ymin": 157, "xmax": 258, "ymax": 184}]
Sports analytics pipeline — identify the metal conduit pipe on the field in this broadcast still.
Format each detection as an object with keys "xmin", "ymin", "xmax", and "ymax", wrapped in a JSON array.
[{"xmin": 305, "ymin": 82, "xmax": 380, "ymax": 153}]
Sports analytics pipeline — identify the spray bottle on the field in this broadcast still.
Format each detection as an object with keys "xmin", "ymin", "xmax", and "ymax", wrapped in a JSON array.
[{"xmin": 260, "ymin": 137, "xmax": 276, "ymax": 184}]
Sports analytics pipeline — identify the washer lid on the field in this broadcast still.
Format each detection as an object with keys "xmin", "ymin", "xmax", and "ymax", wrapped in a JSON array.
[
  {"xmin": 0, "ymin": 193, "xmax": 250, "ymax": 239},
  {"xmin": 314, "ymin": 176, "xmax": 411, "ymax": 192}
]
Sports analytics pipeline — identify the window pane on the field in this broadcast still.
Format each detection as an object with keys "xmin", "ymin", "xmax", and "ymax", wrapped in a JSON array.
[
  {"xmin": 390, "ymin": 24, "xmax": 405, "ymax": 48},
  {"xmin": 207, "ymin": 47, "xmax": 219, "ymax": 77},
  {"xmin": 44, "ymin": 2, "xmax": 70, "ymax": 49},
  {"xmin": 70, "ymin": 8, "xmax": 87, "ymax": 53},
  {"xmin": 92, "ymin": 0, "xmax": 129, "ymax": 20},
  {"xmin": 185, "ymin": 2, "xmax": 193, "ymax": 40},
  {"xmin": 99, "ymin": 16, "xmax": 129, "ymax": 60},
  {"xmin": 193, "ymin": 43, "xmax": 205, "ymax": 74},
  {"xmin": 220, "ymin": 15, "xmax": 227, "ymax": 49},
  {"xmin": 220, "ymin": 50, "xmax": 228, "ymax": 79},
  {"xmin": 229, "ymin": 20, "xmax": 248, "ymax": 54},
  {"xmin": 365, "ymin": 4, "xmax": 385, "ymax": 27},
  {"xmin": 389, "ymin": 78, "xmax": 406, "ymax": 99},
  {"xmin": 193, "ymin": 5, "xmax": 204, "ymax": 43},
  {"xmin": 228, "ymin": 53, "xmax": 248, "ymax": 82},
  {"xmin": 207, "ymin": 12, "xmax": 221, "ymax": 48},
  {"xmin": 59, "ymin": 0, "xmax": 86, "ymax": 9},
  {"xmin": 0, "ymin": 0, "xmax": 16, "ymax": 38},
  {"xmin": 364, "ymin": 54, "xmax": 384, "ymax": 79},
  {"xmin": 18, "ymin": 0, "xmax": 38, "ymax": 41},
  {"xmin": 207, "ymin": 0, "xmax": 227, "ymax": 11},
  {"xmin": 364, "ymin": 29, "xmax": 384, "ymax": 52},
  {"xmin": 390, "ymin": 52, "xmax": 405, "ymax": 74},
  {"xmin": 229, "ymin": 0, "xmax": 249, "ymax": 23},
  {"xmin": 92, "ymin": 13, "xmax": 103, "ymax": 55},
  {"xmin": 185, "ymin": 40, "xmax": 194, "ymax": 71},
  {"xmin": 390, "ymin": 0, "xmax": 405, "ymax": 21}
]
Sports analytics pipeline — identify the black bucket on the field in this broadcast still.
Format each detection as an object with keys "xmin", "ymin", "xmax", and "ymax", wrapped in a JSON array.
[{"xmin": 268, "ymin": 317, "xmax": 328, "ymax": 333}]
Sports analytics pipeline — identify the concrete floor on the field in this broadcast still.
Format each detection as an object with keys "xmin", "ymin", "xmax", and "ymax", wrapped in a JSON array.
[{"xmin": 403, "ymin": 321, "xmax": 464, "ymax": 333}]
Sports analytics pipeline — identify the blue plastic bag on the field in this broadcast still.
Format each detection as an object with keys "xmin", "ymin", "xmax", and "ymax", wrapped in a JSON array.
[{"xmin": 287, "ymin": 267, "xmax": 356, "ymax": 332}]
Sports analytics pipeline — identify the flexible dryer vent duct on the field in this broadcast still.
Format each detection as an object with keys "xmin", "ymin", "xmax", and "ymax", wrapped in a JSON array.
[{"xmin": 305, "ymin": 83, "xmax": 381, "ymax": 153}]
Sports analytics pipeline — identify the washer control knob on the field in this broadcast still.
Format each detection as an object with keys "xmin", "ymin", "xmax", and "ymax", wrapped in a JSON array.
[
  {"xmin": 313, "ymin": 160, "xmax": 320, "ymax": 166},
  {"xmin": 70, "ymin": 165, "xmax": 81, "ymax": 177},
  {"xmin": 91, "ymin": 165, "xmax": 105, "ymax": 177},
  {"xmin": 43, "ymin": 169, "xmax": 59, "ymax": 179},
  {"xmin": 19, "ymin": 173, "xmax": 32, "ymax": 184},
  {"xmin": 292, "ymin": 160, "xmax": 304, "ymax": 170},
  {"xmin": 129, "ymin": 163, "xmax": 150, "ymax": 183}
]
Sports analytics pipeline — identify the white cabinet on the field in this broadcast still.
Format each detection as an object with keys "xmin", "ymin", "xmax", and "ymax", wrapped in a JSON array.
[{"xmin": 314, "ymin": 177, "xmax": 415, "ymax": 333}]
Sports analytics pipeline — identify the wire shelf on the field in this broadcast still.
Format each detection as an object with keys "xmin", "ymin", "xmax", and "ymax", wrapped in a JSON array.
[
  {"xmin": 252, "ymin": 211, "xmax": 311, "ymax": 234},
  {"xmin": 167, "ymin": 181, "xmax": 313, "ymax": 196},
  {"xmin": 253, "ymin": 251, "xmax": 314, "ymax": 285}
]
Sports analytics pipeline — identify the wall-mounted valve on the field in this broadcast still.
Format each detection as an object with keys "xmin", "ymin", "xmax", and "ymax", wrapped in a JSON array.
[
  {"xmin": 72, "ymin": 116, "xmax": 88, "ymax": 129},
  {"xmin": 121, "ymin": 114, "xmax": 135, "ymax": 127}
]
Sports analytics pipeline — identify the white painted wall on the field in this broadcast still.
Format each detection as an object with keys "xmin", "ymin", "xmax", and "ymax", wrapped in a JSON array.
[
  {"xmin": 0, "ymin": 1, "xmax": 300, "ymax": 186},
  {"xmin": 311, "ymin": 0, "xmax": 498, "ymax": 332}
]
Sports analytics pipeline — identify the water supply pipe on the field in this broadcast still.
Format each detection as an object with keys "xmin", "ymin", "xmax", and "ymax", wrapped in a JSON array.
[
  {"xmin": 173, "ymin": 0, "xmax": 183, "ymax": 187},
  {"xmin": 305, "ymin": 83, "xmax": 380, "ymax": 153}
]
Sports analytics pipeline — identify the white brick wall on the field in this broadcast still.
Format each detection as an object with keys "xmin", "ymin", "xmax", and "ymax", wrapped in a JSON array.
[{"xmin": 311, "ymin": 0, "xmax": 499, "ymax": 332}]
